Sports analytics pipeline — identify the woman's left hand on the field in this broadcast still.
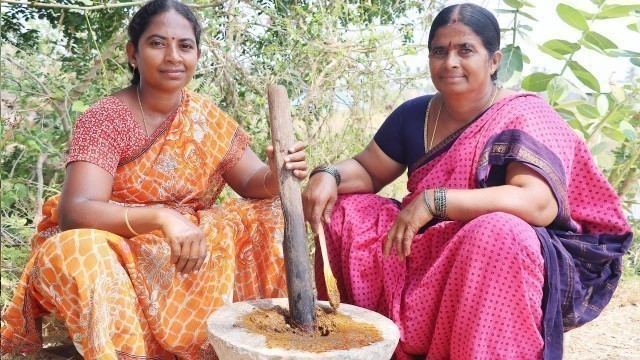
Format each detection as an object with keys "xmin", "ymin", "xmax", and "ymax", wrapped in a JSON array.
[
  {"xmin": 383, "ymin": 190, "xmax": 433, "ymax": 262},
  {"xmin": 266, "ymin": 141, "xmax": 307, "ymax": 180}
]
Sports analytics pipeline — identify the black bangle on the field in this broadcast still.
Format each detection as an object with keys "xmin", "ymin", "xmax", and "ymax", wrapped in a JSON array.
[{"xmin": 309, "ymin": 164, "xmax": 341, "ymax": 186}]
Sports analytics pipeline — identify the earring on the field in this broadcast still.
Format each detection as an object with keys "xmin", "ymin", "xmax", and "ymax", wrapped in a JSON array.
[{"xmin": 131, "ymin": 63, "xmax": 136, "ymax": 70}]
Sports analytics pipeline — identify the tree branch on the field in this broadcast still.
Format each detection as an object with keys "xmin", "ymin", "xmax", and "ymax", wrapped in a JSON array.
[
  {"xmin": 35, "ymin": 152, "xmax": 49, "ymax": 225},
  {"xmin": 2, "ymin": 56, "xmax": 71, "ymax": 135},
  {"xmin": 1, "ymin": 0, "xmax": 226, "ymax": 11}
]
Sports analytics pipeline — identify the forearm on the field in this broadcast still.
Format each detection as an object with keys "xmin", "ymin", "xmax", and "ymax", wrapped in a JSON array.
[
  {"xmin": 333, "ymin": 158, "xmax": 376, "ymax": 194},
  {"xmin": 239, "ymin": 165, "xmax": 277, "ymax": 199},
  {"xmin": 58, "ymin": 199, "xmax": 168, "ymax": 237},
  {"xmin": 440, "ymin": 185, "xmax": 558, "ymax": 227}
]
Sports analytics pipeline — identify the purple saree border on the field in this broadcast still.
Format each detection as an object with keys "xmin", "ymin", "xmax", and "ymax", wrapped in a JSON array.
[{"xmin": 476, "ymin": 129, "xmax": 572, "ymax": 228}]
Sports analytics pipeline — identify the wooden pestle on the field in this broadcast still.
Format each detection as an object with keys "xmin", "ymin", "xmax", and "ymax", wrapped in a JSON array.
[{"xmin": 267, "ymin": 85, "xmax": 316, "ymax": 331}]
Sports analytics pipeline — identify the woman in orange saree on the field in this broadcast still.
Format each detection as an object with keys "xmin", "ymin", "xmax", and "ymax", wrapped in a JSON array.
[{"xmin": 1, "ymin": 1, "xmax": 307, "ymax": 358}]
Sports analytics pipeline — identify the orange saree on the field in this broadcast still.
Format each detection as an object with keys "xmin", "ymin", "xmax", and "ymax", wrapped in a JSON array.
[{"xmin": 1, "ymin": 90, "xmax": 287, "ymax": 359}]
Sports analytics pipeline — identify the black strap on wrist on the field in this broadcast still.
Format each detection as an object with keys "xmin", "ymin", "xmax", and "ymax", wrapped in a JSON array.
[{"xmin": 309, "ymin": 164, "xmax": 342, "ymax": 186}]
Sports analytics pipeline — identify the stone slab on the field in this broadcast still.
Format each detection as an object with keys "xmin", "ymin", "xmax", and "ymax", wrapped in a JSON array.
[{"xmin": 207, "ymin": 298, "xmax": 400, "ymax": 360}]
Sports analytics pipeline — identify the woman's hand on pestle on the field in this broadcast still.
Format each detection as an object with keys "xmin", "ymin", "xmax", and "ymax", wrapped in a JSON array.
[{"xmin": 266, "ymin": 141, "xmax": 308, "ymax": 181}]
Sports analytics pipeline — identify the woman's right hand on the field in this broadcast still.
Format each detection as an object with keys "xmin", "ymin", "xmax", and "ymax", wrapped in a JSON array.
[
  {"xmin": 302, "ymin": 172, "xmax": 338, "ymax": 235},
  {"xmin": 160, "ymin": 209, "xmax": 207, "ymax": 276}
]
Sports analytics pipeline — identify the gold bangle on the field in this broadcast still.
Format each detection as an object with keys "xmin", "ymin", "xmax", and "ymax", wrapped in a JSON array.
[
  {"xmin": 263, "ymin": 169, "xmax": 276, "ymax": 197},
  {"xmin": 125, "ymin": 207, "xmax": 141, "ymax": 236}
]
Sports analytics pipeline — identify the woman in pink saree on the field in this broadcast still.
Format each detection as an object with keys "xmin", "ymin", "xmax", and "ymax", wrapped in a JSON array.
[{"xmin": 303, "ymin": 4, "xmax": 632, "ymax": 359}]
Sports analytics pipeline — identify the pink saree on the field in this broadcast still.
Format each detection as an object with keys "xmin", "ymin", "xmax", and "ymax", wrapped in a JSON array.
[{"xmin": 315, "ymin": 94, "xmax": 632, "ymax": 359}]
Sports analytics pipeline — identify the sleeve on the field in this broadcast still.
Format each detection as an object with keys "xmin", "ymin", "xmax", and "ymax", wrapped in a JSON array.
[
  {"xmin": 374, "ymin": 104, "xmax": 408, "ymax": 164},
  {"xmin": 374, "ymin": 96, "xmax": 431, "ymax": 165},
  {"xmin": 218, "ymin": 125, "xmax": 252, "ymax": 175},
  {"xmin": 66, "ymin": 101, "xmax": 123, "ymax": 176}
]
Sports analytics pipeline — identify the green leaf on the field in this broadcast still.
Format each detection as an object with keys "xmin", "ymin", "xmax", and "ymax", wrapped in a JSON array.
[
  {"xmin": 584, "ymin": 31, "xmax": 618, "ymax": 50},
  {"xmin": 596, "ymin": 5, "xmax": 640, "ymax": 19},
  {"xmin": 2, "ymin": 181, "xmax": 13, "ymax": 190},
  {"xmin": 602, "ymin": 126, "xmax": 627, "ymax": 142},
  {"xmin": 504, "ymin": 0, "xmax": 524, "ymax": 9},
  {"xmin": 14, "ymin": 183, "xmax": 27, "ymax": 198},
  {"xmin": 576, "ymin": 104, "xmax": 600, "ymax": 119},
  {"xmin": 541, "ymin": 39, "xmax": 580, "ymax": 55},
  {"xmin": 567, "ymin": 118, "xmax": 587, "ymax": 136},
  {"xmin": 496, "ymin": 9, "xmax": 517, "ymax": 14},
  {"xmin": 539, "ymin": 45, "xmax": 567, "ymax": 60},
  {"xmin": 597, "ymin": 94, "xmax": 611, "ymax": 114},
  {"xmin": 589, "ymin": 141, "xmax": 608, "ymax": 156},
  {"xmin": 568, "ymin": 60, "xmax": 600, "ymax": 92},
  {"xmin": 2, "ymin": 195, "xmax": 16, "ymax": 208},
  {"xmin": 631, "ymin": 58, "xmax": 640, "ymax": 67},
  {"xmin": 579, "ymin": 39, "xmax": 606, "ymax": 55},
  {"xmin": 628, "ymin": 23, "xmax": 639, "ymax": 32},
  {"xmin": 591, "ymin": 0, "xmax": 605, "ymax": 6},
  {"xmin": 497, "ymin": 45, "xmax": 523, "ymax": 84},
  {"xmin": 619, "ymin": 120, "xmax": 637, "ymax": 141},
  {"xmin": 557, "ymin": 4, "xmax": 589, "ymax": 31},
  {"xmin": 521, "ymin": 73, "xmax": 558, "ymax": 92},
  {"xmin": 71, "ymin": 100, "xmax": 89, "ymax": 113},
  {"xmin": 547, "ymin": 76, "xmax": 570, "ymax": 103},
  {"xmin": 605, "ymin": 49, "xmax": 640, "ymax": 57},
  {"xmin": 518, "ymin": 11, "xmax": 538, "ymax": 22},
  {"xmin": 577, "ymin": 9, "xmax": 595, "ymax": 19},
  {"xmin": 611, "ymin": 83, "xmax": 626, "ymax": 102},
  {"xmin": 26, "ymin": 140, "xmax": 40, "ymax": 151},
  {"xmin": 556, "ymin": 108, "xmax": 576, "ymax": 121},
  {"xmin": 519, "ymin": 24, "xmax": 533, "ymax": 32}
]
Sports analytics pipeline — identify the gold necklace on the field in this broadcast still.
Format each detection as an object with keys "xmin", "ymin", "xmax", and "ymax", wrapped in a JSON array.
[
  {"xmin": 136, "ymin": 86, "xmax": 150, "ymax": 137},
  {"xmin": 423, "ymin": 94, "xmax": 443, "ymax": 152},
  {"xmin": 486, "ymin": 86, "xmax": 499, "ymax": 111},
  {"xmin": 423, "ymin": 86, "xmax": 499, "ymax": 153}
]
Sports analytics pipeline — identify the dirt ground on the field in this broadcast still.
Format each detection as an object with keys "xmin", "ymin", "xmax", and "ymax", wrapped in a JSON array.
[{"xmin": 564, "ymin": 278, "xmax": 640, "ymax": 360}]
